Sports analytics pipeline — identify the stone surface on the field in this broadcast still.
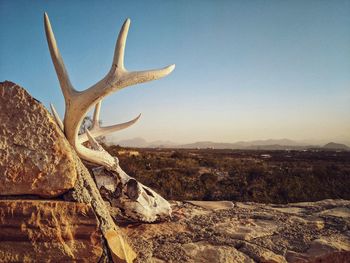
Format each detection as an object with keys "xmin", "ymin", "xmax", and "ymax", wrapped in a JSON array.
[
  {"xmin": 0, "ymin": 200, "xmax": 103, "ymax": 262},
  {"xmin": 183, "ymin": 242, "xmax": 254, "ymax": 263},
  {"xmin": 185, "ymin": 200, "xmax": 235, "ymax": 210},
  {"xmin": 120, "ymin": 199, "xmax": 350, "ymax": 263},
  {"xmin": 0, "ymin": 81, "xmax": 76, "ymax": 197}
]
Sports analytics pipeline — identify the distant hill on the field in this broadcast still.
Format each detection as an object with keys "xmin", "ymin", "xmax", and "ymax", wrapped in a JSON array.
[
  {"xmin": 108, "ymin": 137, "xmax": 349, "ymax": 151},
  {"xmin": 116, "ymin": 137, "xmax": 148, "ymax": 148},
  {"xmin": 177, "ymin": 139, "xmax": 306, "ymax": 150},
  {"xmin": 111, "ymin": 137, "xmax": 177, "ymax": 148},
  {"xmin": 148, "ymin": 140, "xmax": 178, "ymax": 148},
  {"xmin": 323, "ymin": 142, "xmax": 350, "ymax": 151},
  {"xmin": 177, "ymin": 141, "xmax": 239, "ymax": 149},
  {"xmin": 237, "ymin": 138, "xmax": 302, "ymax": 147}
]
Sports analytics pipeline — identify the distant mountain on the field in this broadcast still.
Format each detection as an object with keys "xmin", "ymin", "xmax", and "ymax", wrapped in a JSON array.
[
  {"xmin": 323, "ymin": 142, "xmax": 350, "ymax": 151},
  {"xmin": 148, "ymin": 140, "xmax": 178, "ymax": 148},
  {"xmin": 177, "ymin": 141, "xmax": 238, "ymax": 149},
  {"xmin": 240, "ymin": 138, "xmax": 304, "ymax": 147},
  {"xmin": 108, "ymin": 137, "xmax": 349, "ymax": 151},
  {"xmin": 116, "ymin": 137, "xmax": 148, "ymax": 148},
  {"xmin": 110, "ymin": 137, "xmax": 177, "ymax": 148},
  {"xmin": 177, "ymin": 139, "xmax": 308, "ymax": 150}
]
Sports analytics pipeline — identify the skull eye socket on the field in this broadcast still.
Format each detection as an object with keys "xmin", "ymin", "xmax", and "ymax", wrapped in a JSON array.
[
  {"xmin": 126, "ymin": 179, "xmax": 140, "ymax": 201},
  {"xmin": 113, "ymin": 182, "xmax": 123, "ymax": 199}
]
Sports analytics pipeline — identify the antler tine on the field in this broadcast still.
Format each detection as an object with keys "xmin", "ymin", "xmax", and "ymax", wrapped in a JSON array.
[
  {"xmin": 83, "ymin": 18, "xmax": 175, "ymax": 107},
  {"xmin": 44, "ymin": 13, "xmax": 76, "ymax": 101},
  {"xmin": 109, "ymin": 18, "xmax": 175, "ymax": 84},
  {"xmin": 78, "ymin": 101, "xmax": 141, "ymax": 143},
  {"xmin": 79, "ymin": 113, "xmax": 141, "ymax": 143},
  {"xmin": 92, "ymin": 101, "xmax": 102, "ymax": 128},
  {"xmin": 112, "ymin": 18, "xmax": 129, "ymax": 70},
  {"xmin": 50, "ymin": 103, "xmax": 64, "ymax": 131},
  {"xmin": 119, "ymin": 64, "xmax": 175, "ymax": 88},
  {"xmin": 86, "ymin": 129, "xmax": 105, "ymax": 152}
]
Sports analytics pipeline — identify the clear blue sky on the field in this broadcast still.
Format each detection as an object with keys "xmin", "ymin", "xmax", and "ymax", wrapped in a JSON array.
[{"xmin": 1, "ymin": 0, "xmax": 349, "ymax": 144}]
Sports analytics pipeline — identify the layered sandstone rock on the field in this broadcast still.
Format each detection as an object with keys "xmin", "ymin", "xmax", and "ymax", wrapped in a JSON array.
[
  {"xmin": 0, "ymin": 81, "xmax": 135, "ymax": 262},
  {"xmin": 0, "ymin": 200, "xmax": 103, "ymax": 262},
  {"xmin": 0, "ymin": 81, "xmax": 76, "ymax": 197},
  {"xmin": 121, "ymin": 199, "xmax": 350, "ymax": 263}
]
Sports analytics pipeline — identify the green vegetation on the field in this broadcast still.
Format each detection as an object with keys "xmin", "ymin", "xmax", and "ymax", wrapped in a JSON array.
[{"xmin": 106, "ymin": 146, "xmax": 350, "ymax": 203}]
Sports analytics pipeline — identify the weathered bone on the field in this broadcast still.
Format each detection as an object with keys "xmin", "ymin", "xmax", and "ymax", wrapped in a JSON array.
[
  {"xmin": 50, "ymin": 103, "xmax": 63, "ymax": 131},
  {"xmin": 50, "ymin": 101, "xmax": 141, "ymax": 143},
  {"xmin": 45, "ymin": 12, "xmax": 175, "ymax": 261},
  {"xmin": 85, "ymin": 132, "xmax": 172, "ymax": 222},
  {"xmin": 93, "ymin": 166, "xmax": 172, "ymax": 222},
  {"xmin": 45, "ymin": 12, "xmax": 173, "ymax": 223},
  {"xmin": 44, "ymin": 13, "xmax": 175, "ymax": 169},
  {"xmin": 78, "ymin": 101, "xmax": 141, "ymax": 143}
]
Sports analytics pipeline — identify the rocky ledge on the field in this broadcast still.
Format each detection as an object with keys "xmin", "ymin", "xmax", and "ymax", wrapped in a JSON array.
[
  {"xmin": 121, "ymin": 199, "xmax": 350, "ymax": 263},
  {"xmin": 0, "ymin": 200, "xmax": 103, "ymax": 262}
]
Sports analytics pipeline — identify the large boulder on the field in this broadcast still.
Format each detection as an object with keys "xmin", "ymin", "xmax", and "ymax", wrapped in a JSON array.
[
  {"xmin": 0, "ymin": 200, "xmax": 103, "ymax": 262},
  {"xmin": 0, "ymin": 81, "xmax": 76, "ymax": 197}
]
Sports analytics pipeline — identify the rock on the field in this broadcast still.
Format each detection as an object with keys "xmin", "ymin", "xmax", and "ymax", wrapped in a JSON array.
[
  {"xmin": 288, "ymin": 216, "xmax": 325, "ymax": 230},
  {"xmin": 183, "ymin": 242, "xmax": 254, "ymax": 263},
  {"xmin": 0, "ymin": 200, "xmax": 103, "ymax": 262},
  {"xmin": 305, "ymin": 238, "xmax": 350, "ymax": 262},
  {"xmin": 185, "ymin": 200, "xmax": 234, "ymax": 210},
  {"xmin": 318, "ymin": 207, "xmax": 350, "ymax": 221},
  {"xmin": 286, "ymin": 237, "xmax": 350, "ymax": 263},
  {"xmin": 239, "ymin": 242, "xmax": 287, "ymax": 263},
  {"xmin": 120, "ymin": 199, "xmax": 350, "ymax": 263},
  {"xmin": 213, "ymin": 218, "xmax": 278, "ymax": 241},
  {"xmin": 0, "ymin": 81, "xmax": 76, "ymax": 197}
]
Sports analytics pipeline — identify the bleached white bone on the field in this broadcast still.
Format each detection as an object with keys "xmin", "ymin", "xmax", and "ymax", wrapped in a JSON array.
[
  {"xmin": 50, "ymin": 103, "xmax": 64, "ymax": 131},
  {"xmin": 85, "ymin": 128, "xmax": 172, "ymax": 222},
  {"xmin": 45, "ymin": 13, "xmax": 174, "ymax": 224},
  {"xmin": 50, "ymin": 102, "xmax": 140, "ymax": 142},
  {"xmin": 78, "ymin": 101, "xmax": 141, "ymax": 143},
  {"xmin": 44, "ymin": 13, "xmax": 175, "ymax": 168}
]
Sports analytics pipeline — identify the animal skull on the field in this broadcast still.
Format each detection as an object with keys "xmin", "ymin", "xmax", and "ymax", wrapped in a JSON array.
[
  {"xmin": 93, "ymin": 164, "xmax": 172, "ymax": 222},
  {"xmin": 44, "ymin": 13, "xmax": 174, "ymax": 222}
]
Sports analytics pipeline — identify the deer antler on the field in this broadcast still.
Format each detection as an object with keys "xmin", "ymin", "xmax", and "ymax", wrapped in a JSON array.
[{"xmin": 44, "ymin": 13, "xmax": 175, "ymax": 168}]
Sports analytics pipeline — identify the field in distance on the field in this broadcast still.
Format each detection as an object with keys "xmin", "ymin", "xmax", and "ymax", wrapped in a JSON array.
[{"xmin": 105, "ymin": 146, "xmax": 350, "ymax": 204}]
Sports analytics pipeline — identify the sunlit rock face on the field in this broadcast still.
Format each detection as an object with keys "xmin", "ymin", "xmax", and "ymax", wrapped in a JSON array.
[
  {"xmin": 0, "ymin": 81, "xmax": 76, "ymax": 197},
  {"xmin": 121, "ymin": 199, "xmax": 350, "ymax": 263},
  {"xmin": 0, "ymin": 200, "xmax": 103, "ymax": 262}
]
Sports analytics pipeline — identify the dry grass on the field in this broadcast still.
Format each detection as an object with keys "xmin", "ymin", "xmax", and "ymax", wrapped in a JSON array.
[{"xmin": 105, "ymin": 145, "xmax": 350, "ymax": 203}]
